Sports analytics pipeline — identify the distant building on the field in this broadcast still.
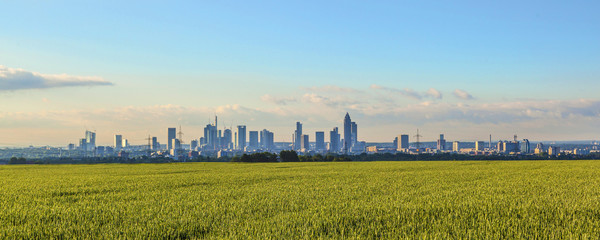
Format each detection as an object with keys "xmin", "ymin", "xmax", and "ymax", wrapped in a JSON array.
[
  {"xmin": 315, "ymin": 131, "xmax": 325, "ymax": 151},
  {"xmin": 521, "ymin": 139, "xmax": 530, "ymax": 153},
  {"xmin": 329, "ymin": 127, "xmax": 340, "ymax": 153},
  {"xmin": 534, "ymin": 143, "xmax": 545, "ymax": 154},
  {"xmin": 293, "ymin": 122, "xmax": 303, "ymax": 151},
  {"xmin": 475, "ymin": 141, "xmax": 485, "ymax": 151},
  {"xmin": 301, "ymin": 134, "xmax": 310, "ymax": 152},
  {"xmin": 151, "ymin": 137, "xmax": 159, "ymax": 150},
  {"xmin": 79, "ymin": 138, "xmax": 87, "ymax": 151},
  {"xmin": 249, "ymin": 131, "xmax": 259, "ymax": 148},
  {"xmin": 351, "ymin": 122, "xmax": 357, "ymax": 145},
  {"xmin": 497, "ymin": 141, "xmax": 504, "ymax": 152},
  {"xmin": 222, "ymin": 129, "xmax": 233, "ymax": 149},
  {"xmin": 114, "ymin": 134, "xmax": 122, "ymax": 151},
  {"xmin": 260, "ymin": 129, "xmax": 274, "ymax": 150},
  {"xmin": 453, "ymin": 141, "xmax": 461, "ymax": 152},
  {"xmin": 397, "ymin": 134, "xmax": 409, "ymax": 151},
  {"xmin": 344, "ymin": 113, "xmax": 352, "ymax": 153},
  {"xmin": 85, "ymin": 130, "xmax": 96, "ymax": 151},
  {"xmin": 237, "ymin": 125, "xmax": 246, "ymax": 151},
  {"xmin": 548, "ymin": 146, "xmax": 560, "ymax": 156},
  {"xmin": 167, "ymin": 127, "xmax": 176, "ymax": 150},
  {"xmin": 190, "ymin": 140, "xmax": 198, "ymax": 150},
  {"xmin": 437, "ymin": 134, "xmax": 446, "ymax": 150}
]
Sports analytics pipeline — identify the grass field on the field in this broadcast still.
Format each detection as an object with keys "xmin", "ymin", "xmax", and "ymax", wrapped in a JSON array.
[{"xmin": 1, "ymin": 161, "xmax": 600, "ymax": 239}]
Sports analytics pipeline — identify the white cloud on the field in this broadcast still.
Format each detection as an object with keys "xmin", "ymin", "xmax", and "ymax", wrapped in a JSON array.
[
  {"xmin": 425, "ymin": 88, "xmax": 442, "ymax": 99},
  {"xmin": 0, "ymin": 65, "xmax": 112, "ymax": 91},
  {"xmin": 453, "ymin": 89, "xmax": 474, "ymax": 100}
]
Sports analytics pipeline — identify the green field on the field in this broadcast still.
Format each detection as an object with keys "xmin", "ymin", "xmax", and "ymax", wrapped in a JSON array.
[{"xmin": 1, "ymin": 161, "xmax": 600, "ymax": 239}]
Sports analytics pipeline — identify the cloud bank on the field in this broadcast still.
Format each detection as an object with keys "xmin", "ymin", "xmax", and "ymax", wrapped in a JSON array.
[{"xmin": 0, "ymin": 65, "xmax": 112, "ymax": 91}]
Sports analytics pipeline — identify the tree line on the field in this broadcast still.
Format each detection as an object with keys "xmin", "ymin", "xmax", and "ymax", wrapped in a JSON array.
[{"xmin": 3, "ymin": 151, "xmax": 600, "ymax": 164}]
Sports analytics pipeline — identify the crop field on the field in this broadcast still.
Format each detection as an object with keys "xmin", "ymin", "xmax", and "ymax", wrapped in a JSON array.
[{"xmin": 1, "ymin": 161, "xmax": 600, "ymax": 239}]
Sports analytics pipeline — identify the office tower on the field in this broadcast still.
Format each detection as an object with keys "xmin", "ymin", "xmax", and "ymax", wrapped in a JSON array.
[
  {"xmin": 249, "ymin": 131, "xmax": 259, "ymax": 148},
  {"xmin": 522, "ymin": 139, "xmax": 530, "ymax": 153},
  {"xmin": 237, "ymin": 125, "xmax": 246, "ymax": 150},
  {"xmin": 393, "ymin": 137, "xmax": 398, "ymax": 150},
  {"xmin": 397, "ymin": 134, "xmax": 409, "ymax": 151},
  {"xmin": 151, "ymin": 137, "xmax": 159, "ymax": 150},
  {"xmin": 167, "ymin": 127, "xmax": 176, "ymax": 150},
  {"xmin": 315, "ymin": 131, "xmax": 325, "ymax": 151},
  {"xmin": 223, "ymin": 129, "xmax": 233, "ymax": 149},
  {"xmin": 294, "ymin": 122, "xmax": 303, "ymax": 150},
  {"xmin": 79, "ymin": 138, "xmax": 87, "ymax": 150},
  {"xmin": 351, "ymin": 122, "xmax": 357, "ymax": 145},
  {"xmin": 123, "ymin": 139, "xmax": 128, "ymax": 148},
  {"xmin": 190, "ymin": 140, "xmax": 198, "ymax": 150},
  {"xmin": 260, "ymin": 129, "xmax": 274, "ymax": 150},
  {"xmin": 114, "ymin": 134, "xmax": 123, "ymax": 151},
  {"xmin": 204, "ymin": 124, "xmax": 218, "ymax": 150},
  {"xmin": 475, "ymin": 141, "xmax": 485, "ymax": 151},
  {"xmin": 85, "ymin": 130, "xmax": 96, "ymax": 151},
  {"xmin": 329, "ymin": 127, "xmax": 340, "ymax": 153},
  {"xmin": 301, "ymin": 134, "xmax": 309, "ymax": 151},
  {"xmin": 437, "ymin": 134, "xmax": 446, "ymax": 150},
  {"xmin": 171, "ymin": 138, "xmax": 181, "ymax": 155},
  {"xmin": 344, "ymin": 113, "xmax": 352, "ymax": 153}
]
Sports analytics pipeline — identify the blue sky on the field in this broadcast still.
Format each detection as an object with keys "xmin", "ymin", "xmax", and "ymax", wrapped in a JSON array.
[{"xmin": 1, "ymin": 0, "xmax": 599, "ymax": 146}]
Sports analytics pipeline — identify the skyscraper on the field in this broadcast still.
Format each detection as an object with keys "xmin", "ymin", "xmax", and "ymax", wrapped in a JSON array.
[
  {"xmin": 85, "ymin": 130, "xmax": 96, "ymax": 152},
  {"xmin": 204, "ymin": 124, "xmax": 218, "ymax": 150},
  {"xmin": 437, "ymin": 134, "xmax": 446, "ymax": 150},
  {"xmin": 260, "ymin": 129, "xmax": 274, "ymax": 150},
  {"xmin": 343, "ymin": 113, "xmax": 352, "ymax": 154},
  {"xmin": 114, "ymin": 134, "xmax": 122, "ymax": 151},
  {"xmin": 151, "ymin": 137, "xmax": 159, "ymax": 150},
  {"xmin": 167, "ymin": 127, "xmax": 176, "ymax": 150},
  {"xmin": 397, "ymin": 134, "xmax": 409, "ymax": 151},
  {"xmin": 329, "ymin": 127, "xmax": 340, "ymax": 153},
  {"xmin": 223, "ymin": 128, "xmax": 233, "ymax": 149},
  {"xmin": 237, "ymin": 125, "xmax": 246, "ymax": 150},
  {"xmin": 351, "ymin": 122, "xmax": 357, "ymax": 145},
  {"xmin": 301, "ymin": 134, "xmax": 309, "ymax": 151},
  {"xmin": 249, "ymin": 131, "xmax": 259, "ymax": 148},
  {"xmin": 294, "ymin": 122, "xmax": 302, "ymax": 150},
  {"xmin": 315, "ymin": 131, "xmax": 325, "ymax": 151}
]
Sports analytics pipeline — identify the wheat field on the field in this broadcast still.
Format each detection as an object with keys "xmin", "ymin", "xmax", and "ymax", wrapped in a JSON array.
[{"xmin": 1, "ymin": 161, "xmax": 599, "ymax": 238}]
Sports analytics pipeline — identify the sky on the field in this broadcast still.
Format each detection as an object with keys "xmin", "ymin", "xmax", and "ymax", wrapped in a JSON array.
[{"xmin": 1, "ymin": 0, "xmax": 599, "ymax": 147}]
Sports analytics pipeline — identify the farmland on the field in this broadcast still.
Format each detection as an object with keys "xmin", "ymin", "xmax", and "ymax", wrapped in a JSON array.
[{"xmin": 1, "ymin": 161, "xmax": 600, "ymax": 238}]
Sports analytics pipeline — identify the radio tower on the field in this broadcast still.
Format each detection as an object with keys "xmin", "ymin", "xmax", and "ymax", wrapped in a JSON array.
[{"xmin": 414, "ymin": 129, "xmax": 423, "ymax": 151}]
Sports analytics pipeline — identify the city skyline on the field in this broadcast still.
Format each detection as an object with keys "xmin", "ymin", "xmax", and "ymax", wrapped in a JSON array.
[{"xmin": 1, "ymin": 1, "xmax": 600, "ymax": 146}]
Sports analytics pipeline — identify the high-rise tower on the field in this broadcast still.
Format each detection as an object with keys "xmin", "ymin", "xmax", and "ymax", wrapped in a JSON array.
[
  {"xmin": 343, "ymin": 113, "xmax": 352, "ymax": 154},
  {"xmin": 294, "ymin": 122, "xmax": 302, "ymax": 150},
  {"xmin": 167, "ymin": 127, "xmax": 176, "ymax": 150}
]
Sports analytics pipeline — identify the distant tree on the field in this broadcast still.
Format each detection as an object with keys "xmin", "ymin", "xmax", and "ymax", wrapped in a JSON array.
[
  {"xmin": 279, "ymin": 150, "xmax": 299, "ymax": 162},
  {"xmin": 9, "ymin": 157, "xmax": 26, "ymax": 164}
]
